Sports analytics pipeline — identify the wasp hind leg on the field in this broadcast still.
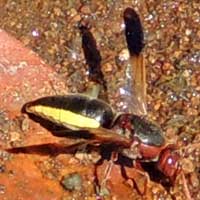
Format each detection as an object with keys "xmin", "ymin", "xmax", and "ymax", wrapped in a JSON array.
[{"xmin": 94, "ymin": 151, "xmax": 118, "ymax": 198}]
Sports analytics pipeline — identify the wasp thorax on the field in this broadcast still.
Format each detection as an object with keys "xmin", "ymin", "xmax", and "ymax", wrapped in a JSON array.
[{"xmin": 130, "ymin": 115, "xmax": 165, "ymax": 147}]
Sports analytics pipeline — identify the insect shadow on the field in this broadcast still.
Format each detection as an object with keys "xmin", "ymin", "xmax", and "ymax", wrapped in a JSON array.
[{"xmin": 13, "ymin": 107, "xmax": 133, "ymax": 171}]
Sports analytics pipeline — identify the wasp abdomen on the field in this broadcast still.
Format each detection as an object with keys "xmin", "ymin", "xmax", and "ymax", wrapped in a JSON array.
[{"xmin": 24, "ymin": 95, "xmax": 114, "ymax": 130}]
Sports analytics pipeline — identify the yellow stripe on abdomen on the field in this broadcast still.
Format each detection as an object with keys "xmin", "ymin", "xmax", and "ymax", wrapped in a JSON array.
[{"xmin": 27, "ymin": 105, "xmax": 100, "ymax": 129}]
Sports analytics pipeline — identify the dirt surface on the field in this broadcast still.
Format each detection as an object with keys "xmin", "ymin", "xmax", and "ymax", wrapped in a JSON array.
[{"xmin": 0, "ymin": 1, "xmax": 199, "ymax": 200}]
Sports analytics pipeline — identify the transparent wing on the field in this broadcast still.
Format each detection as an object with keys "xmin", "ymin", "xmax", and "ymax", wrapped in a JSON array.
[
  {"xmin": 119, "ymin": 53, "xmax": 147, "ymax": 116},
  {"xmin": 4, "ymin": 127, "xmax": 131, "ymax": 154},
  {"xmin": 113, "ymin": 8, "xmax": 147, "ymax": 116}
]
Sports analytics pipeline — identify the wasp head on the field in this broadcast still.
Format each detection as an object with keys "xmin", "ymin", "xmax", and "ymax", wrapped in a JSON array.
[{"xmin": 157, "ymin": 146, "xmax": 180, "ymax": 182}]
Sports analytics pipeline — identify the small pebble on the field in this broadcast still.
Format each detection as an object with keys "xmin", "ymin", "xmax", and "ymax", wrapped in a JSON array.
[{"xmin": 61, "ymin": 173, "xmax": 82, "ymax": 191}]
